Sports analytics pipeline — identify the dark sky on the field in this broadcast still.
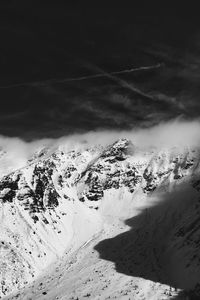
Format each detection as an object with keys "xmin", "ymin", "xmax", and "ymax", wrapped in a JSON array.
[{"xmin": 0, "ymin": 2, "xmax": 200, "ymax": 140}]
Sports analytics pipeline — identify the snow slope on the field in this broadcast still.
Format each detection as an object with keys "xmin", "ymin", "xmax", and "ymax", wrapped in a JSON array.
[{"xmin": 0, "ymin": 138, "xmax": 200, "ymax": 299}]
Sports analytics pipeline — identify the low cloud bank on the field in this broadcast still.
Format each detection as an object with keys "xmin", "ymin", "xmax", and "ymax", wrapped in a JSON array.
[
  {"xmin": 0, "ymin": 120, "xmax": 200, "ymax": 175},
  {"xmin": 63, "ymin": 120, "xmax": 200, "ymax": 149}
]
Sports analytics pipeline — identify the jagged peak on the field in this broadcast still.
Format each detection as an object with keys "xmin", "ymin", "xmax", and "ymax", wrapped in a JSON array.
[
  {"xmin": 111, "ymin": 138, "xmax": 133, "ymax": 148},
  {"xmin": 100, "ymin": 138, "xmax": 134, "ymax": 161}
]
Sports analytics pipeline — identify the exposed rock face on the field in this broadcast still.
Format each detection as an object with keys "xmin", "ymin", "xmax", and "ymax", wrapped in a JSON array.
[
  {"xmin": 77, "ymin": 140, "xmax": 142, "ymax": 205},
  {"xmin": 0, "ymin": 139, "xmax": 200, "ymax": 297}
]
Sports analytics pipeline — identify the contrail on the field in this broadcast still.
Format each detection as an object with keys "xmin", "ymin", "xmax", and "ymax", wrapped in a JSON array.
[
  {"xmin": 85, "ymin": 62, "xmax": 184, "ymax": 107},
  {"xmin": 0, "ymin": 63, "xmax": 163, "ymax": 89},
  {"xmin": 85, "ymin": 63, "xmax": 162, "ymax": 101}
]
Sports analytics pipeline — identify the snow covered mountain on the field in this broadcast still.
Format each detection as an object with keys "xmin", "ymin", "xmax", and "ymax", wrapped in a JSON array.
[{"xmin": 1, "ymin": 138, "xmax": 200, "ymax": 299}]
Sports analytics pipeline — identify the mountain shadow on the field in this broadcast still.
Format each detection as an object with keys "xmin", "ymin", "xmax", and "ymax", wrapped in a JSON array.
[{"xmin": 94, "ymin": 182, "xmax": 200, "ymax": 299}]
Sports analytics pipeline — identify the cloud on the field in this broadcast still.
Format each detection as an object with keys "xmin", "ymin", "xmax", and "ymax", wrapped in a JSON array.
[
  {"xmin": 0, "ymin": 119, "xmax": 200, "ymax": 177},
  {"xmin": 0, "ymin": 82, "xmax": 184, "ymax": 140},
  {"xmin": 64, "ymin": 119, "xmax": 200, "ymax": 149}
]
